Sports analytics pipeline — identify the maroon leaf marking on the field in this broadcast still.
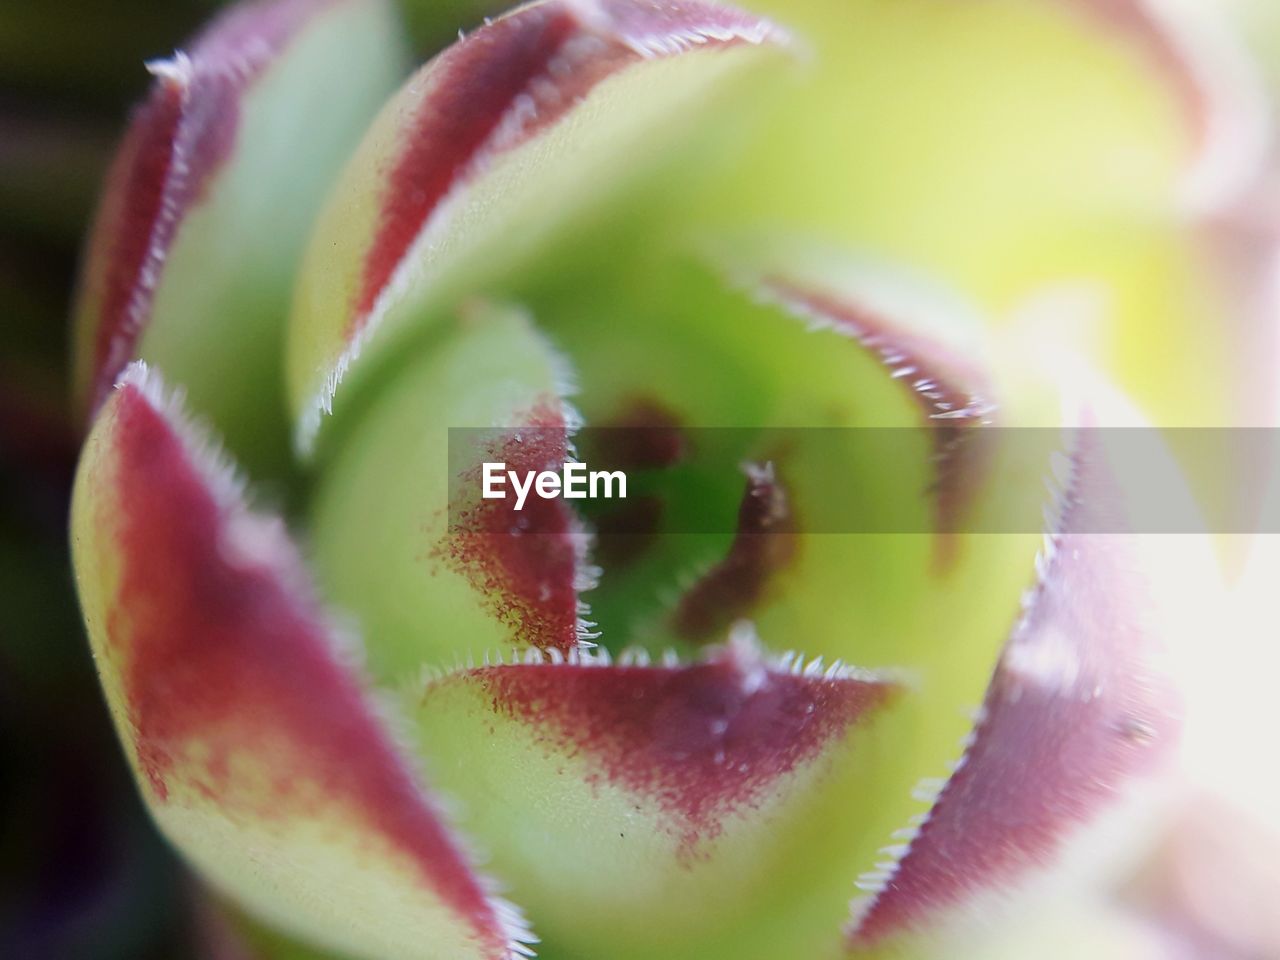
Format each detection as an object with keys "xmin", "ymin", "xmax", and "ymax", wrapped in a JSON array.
[
  {"xmin": 590, "ymin": 396, "xmax": 688, "ymax": 471},
  {"xmin": 759, "ymin": 278, "xmax": 993, "ymax": 558},
  {"xmin": 848, "ymin": 429, "xmax": 1182, "ymax": 946},
  {"xmin": 673, "ymin": 462, "xmax": 797, "ymax": 641},
  {"xmin": 102, "ymin": 375, "xmax": 513, "ymax": 955},
  {"xmin": 436, "ymin": 400, "xmax": 589, "ymax": 653},
  {"xmin": 590, "ymin": 494, "xmax": 665, "ymax": 571},
  {"xmin": 1058, "ymin": 0, "xmax": 1268, "ymax": 210},
  {"xmin": 351, "ymin": 0, "xmax": 782, "ymax": 337},
  {"xmin": 1062, "ymin": 0, "xmax": 1207, "ymax": 145},
  {"xmin": 81, "ymin": 0, "xmax": 337, "ymax": 417},
  {"xmin": 444, "ymin": 636, "xmax": 897, "ymax": 860},
  {"xmin": 583, "ymin": 397, "xmax": 684, "ymax": 571}
]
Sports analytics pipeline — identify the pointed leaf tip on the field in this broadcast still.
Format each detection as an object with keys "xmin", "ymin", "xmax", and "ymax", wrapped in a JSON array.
[
  {"xmin": 848, "ymin": 426, "xmax": 1182, "ymax": 947},
  {"xmin": 747, "ymin": 263, "xmax": 996, "ymax": 556},
  {"xmin": 309, "ymin": 304, "xmax": 595, "ymax": 681},
  {"xmin": 353, "ymin": 0, "xmax": 785, "ymax": 332},
  {"xmin": 437, "ymin": 398, "xmax": 592, "ymax": 655},
  {"xmin": 672, "ymin": 462, "xmax": 797, "ymax": 641},
  {"xmin": 73, "ymin": 0, "xmax": 405, "ymax": 478},
  {"xmin": 1057, "ymin": 0, "xmax": 1269, "ymax": 212},
  {"xmin": 74, "ymin": 0, "xmax": 347, "ymax": 418},
  {"xmin": 428, "ymin": 635, "xmax": 898, "ymax": 859},
  {"xmin": 409, "ymin": 628, "xmax": 910, "ymax": 959},
  {"xmin": 72, "ymin": 363, "xmax": 532, "ymax": 960},
  {"xmin": 290, "ymin": 0, "xmax": 790, "ymax": 453}
]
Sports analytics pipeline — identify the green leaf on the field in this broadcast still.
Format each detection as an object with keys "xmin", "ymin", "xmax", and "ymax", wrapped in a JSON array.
[
  {"xmin": 309, "ymin": 301, "xmax": 592, "ymax": 684},
  {"xmin": 71, "ymin": 363, "xmax": 533, "ymax": 960},
  {"xmin": 71, "ymin": 0, "xmax": 406, "ymax": 479},
  {"xmin": 286, "ymin": 0, "xmax": 793, "ymax": 456},
  {"xmin": 406, "ymin": 633, "xmax": 916, "ymax": 960}
]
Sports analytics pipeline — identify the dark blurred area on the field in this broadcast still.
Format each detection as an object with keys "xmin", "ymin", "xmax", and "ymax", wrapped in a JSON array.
[
  {"xmin": 0, "ymin": 0, "xmax": 510, "ymax": 953},
  {"xmin": 2, "ymin": 2, "xmax": 230, "ymax": 957}
]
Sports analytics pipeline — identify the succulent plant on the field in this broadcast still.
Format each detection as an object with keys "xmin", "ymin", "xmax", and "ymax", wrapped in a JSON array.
[{"xmin": 66, "ymin": 0, "xmax": 1267, "ymax": 957}]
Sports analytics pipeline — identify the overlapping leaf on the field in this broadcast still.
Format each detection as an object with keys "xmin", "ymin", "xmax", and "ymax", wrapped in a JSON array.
[
  {"xmin": 72, "ymin": 0, "xmax": 405, "ymax": 476},
  {"xmin": 71, "ymin": 365, "xmax": 533, "ymax": 960}
]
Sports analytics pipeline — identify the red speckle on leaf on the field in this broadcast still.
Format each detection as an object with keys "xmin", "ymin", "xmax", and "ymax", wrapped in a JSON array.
[
  {"xmin": 438, "ymin": 400, "xmax": 586, "ymax": 653},
  {"xmin": 849, "ymin": 432, "xmax": 1181, "ymax": 945},
  {"xmin": 82, "ymin": 0, "xmax": 332, "ymax": 418},
  {"xmin": 673, "ymin": 462, "xmax": 796, "ymax": 641},
  {"xmin": 351, "ymin": 0, "xmax": 779, "ymax": 338},
  {"xmin": 103, "ymin": 381, "xmax": 507, "ymax": 951},
  {"xmin": 455, "ymin": 640, "xmax": 896, "ymax": 859}
]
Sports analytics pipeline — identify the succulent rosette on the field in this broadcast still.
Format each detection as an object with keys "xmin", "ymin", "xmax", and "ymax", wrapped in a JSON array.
[{"xmin": 66, "ymin": 0, "xmax": 1269, "ymax": 958}]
